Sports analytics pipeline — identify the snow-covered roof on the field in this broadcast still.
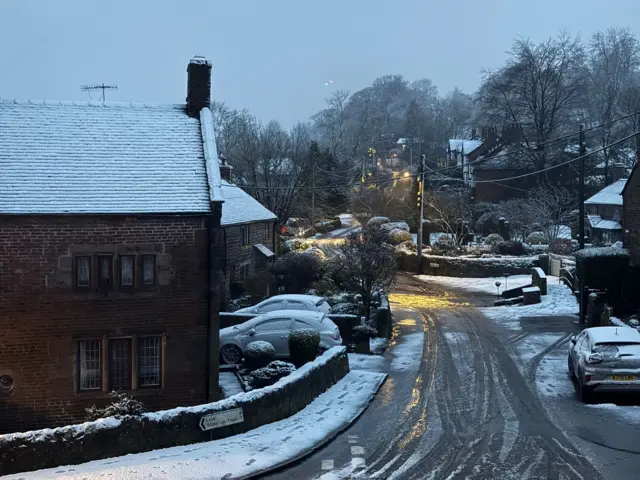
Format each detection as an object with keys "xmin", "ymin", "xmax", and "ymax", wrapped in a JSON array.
[
  {"xmin": 0, "ymin": 99, "xmax": 223, "ymax": 214},
  {"xmin": 254, "ymin": 243, "xmax": 275, "ymax": 258},
  {"xmin": 584, "ymin": 179, "xmax": 627, "ymax": 206},
  {"xmin": 587, "ymin": 215, "xmax": 622, "ymax": 231},
  {"xmin": 449, "ymin": 139, "xmax": 482, "ymax": 155},
  {"xmin": 587, "ymin": 326, "xmax": 640, "ymax": 344},
  {"xmin": 220, "ymin": 181, "xmax": 277, "ymax": 226}
]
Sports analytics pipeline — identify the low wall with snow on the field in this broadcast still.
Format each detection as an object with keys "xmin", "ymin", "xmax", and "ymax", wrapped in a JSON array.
[
  {"xmin": 0, "ymin": 347, "xmax": 350, "ymax": 476},
  {"xmin": 396, "ymin": 251, "xmax": 537, "ymax": 277}
]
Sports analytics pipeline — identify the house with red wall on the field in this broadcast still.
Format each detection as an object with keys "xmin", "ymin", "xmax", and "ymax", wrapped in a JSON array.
[{"xmin": 0, "ymin": 57, "xmax": 230, "ymax": 433}]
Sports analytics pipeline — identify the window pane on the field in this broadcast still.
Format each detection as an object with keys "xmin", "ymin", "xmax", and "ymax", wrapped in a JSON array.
[
  {"xmin": 120, "ymin": 256, "xmax": 134, "ymax": 286},
  {"xmin": 142, "ymin": 255, "xmax": 155, "ymax": 285},
  {"xmin": 79, "ymin": 340, "xmax": 101, "ymax": 390},
  {"xmin": 138, "ymin": 337, "xmax": 161, "ymax": 387},
  {"xmin": 108, "ymin": 339, "xmax": 131, "ymax": 390},
  {"xmin": 76, "ymin": 257, "xmax": 91, "ymax": 287},
  {"xmin": 98, "ymin": 256, "xmax": 112, "ymax": 287}
]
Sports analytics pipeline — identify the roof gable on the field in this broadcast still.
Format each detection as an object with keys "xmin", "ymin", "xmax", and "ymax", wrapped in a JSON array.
[
  {"xmin": 220, "ymin": 180, "xmax": 277, "ymax": 226},
  {"xmin": 585, "ymin": 178, "xmax": 627, "ymax": 206},
  {"xmin": 0, "ymin": 99, "xmax": 222, "ymax": 214}
]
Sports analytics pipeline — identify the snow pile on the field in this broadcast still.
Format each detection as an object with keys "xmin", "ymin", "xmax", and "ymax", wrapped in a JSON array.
[{"xmin": 8, "ymin": 370, "xmax": 387, "ymax": 480}]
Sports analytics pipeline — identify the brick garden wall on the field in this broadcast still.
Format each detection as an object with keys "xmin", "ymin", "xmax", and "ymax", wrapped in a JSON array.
[
  {"xmin": 0, "ymin": 215, "xmax": 215, "ymax": 433},
  {"xmin": 624, "ymin": 170, "xmax": 640, "ymax": 264}
]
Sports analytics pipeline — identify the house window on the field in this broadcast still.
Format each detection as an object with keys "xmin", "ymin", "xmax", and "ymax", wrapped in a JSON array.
[
  {"xmin": 78, "ymin": 340, "xmax": 101, "ymax": 391},
  {"xmin": 108, "ymin": 339, "xmax": 132, "ymax": 390},
  {"xmin": 75, "ymin": 256, "xmax": 92, "ymax": 289},
  {"xmin": 264, "ymin": 223, "xmax": 272, "ymax": 241},
  {"xmin": 120, "ymin": 255, "xmax": 135, "ymax": 287},
  {"xmin": 236, "ymin": 263, "xmax": 250, "ymax": 280},
  {"xmin": 98, "ymin": 255, "xmax": 113, "ymax": 290},
  {"xmin": 138, "ymin": 337, "xmax": 162, "ymax": 387},
  {"xmin": 242, "ymin": 226, "xmax": 250, "ymax": 246},
  {"xmin": 141, "ymin": 255, "xmax": 156, "ymax": 286}
]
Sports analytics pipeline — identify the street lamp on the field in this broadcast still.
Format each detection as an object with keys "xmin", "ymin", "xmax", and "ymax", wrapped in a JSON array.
[{"xmin": 495, "ymin": 281, "xmax": 502, "ymax": 296}]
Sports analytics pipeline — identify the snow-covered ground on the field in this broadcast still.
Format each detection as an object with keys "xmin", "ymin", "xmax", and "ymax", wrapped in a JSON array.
[
  {"xmin": 219, "ymin": 371, "xmax": 244, "ymax": 398},
  {"xmin": 8, "ymin": 370, "xmax": 387, "ymax": 480},
  {"xmin": 417, "ymin": 274, "xmax": 532, "ymax": 296}
]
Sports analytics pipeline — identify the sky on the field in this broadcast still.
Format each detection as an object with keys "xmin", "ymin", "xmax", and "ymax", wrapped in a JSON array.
[{"xmin": 0, "ymin": 0, "xmax": 638, "ymax": 128}]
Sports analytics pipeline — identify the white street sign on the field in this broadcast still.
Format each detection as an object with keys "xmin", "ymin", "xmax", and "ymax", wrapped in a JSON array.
[
  {"xmin": 199, "ymin": 408, "xmax": 244, "ymax": 431},
  {"xmin": 430, "ymin": 263, "xmax": 439, "ymax": 268}
]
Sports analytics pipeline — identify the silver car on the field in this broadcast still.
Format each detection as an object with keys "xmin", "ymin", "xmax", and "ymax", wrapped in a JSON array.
[
  {"xmin": 568, "ymin": 326, "xmax": 640, "ymax": 402},
  {"xmin": 219, "ymin": 310, "xmax": 342, "ymax": 364},
  {"xmin": 233, "ymin": 294, "xmax": 331, "ymax": 315}
]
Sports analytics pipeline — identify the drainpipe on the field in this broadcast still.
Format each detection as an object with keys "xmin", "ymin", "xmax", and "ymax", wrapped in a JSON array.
[{"xmin": 206, "ymin": 203, "xmax": 223, "ymax": 401}]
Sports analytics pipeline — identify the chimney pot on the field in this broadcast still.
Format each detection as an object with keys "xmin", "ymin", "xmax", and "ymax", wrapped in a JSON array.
[
  {"xmin": 612, "ymin": 162, "xmax": 627, "ymax": 182},
  {"xmin": 187, "ymin": 56, "xmax": 212, "ymax": 117}
]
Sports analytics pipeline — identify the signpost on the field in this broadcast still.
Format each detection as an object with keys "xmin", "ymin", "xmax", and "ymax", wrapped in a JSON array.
[{"xmin": 199, "ymin": 408, "xmax": 244, "ymax": 431}]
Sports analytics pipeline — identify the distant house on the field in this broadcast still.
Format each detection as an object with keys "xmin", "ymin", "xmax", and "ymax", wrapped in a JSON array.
[
  {"xmin": 447, "ymin": 139, "xmax": 483, "ymax": 186},
  {"xmin": 585, "ymin": 167, "xmax": 628, "ymax": 245},
  {"xmin": 623, "ymin": 161, "xmax": 640, "ymax": 263},
  {"xmin": 219, "ymin": 168, "xmax": 278, "ymax": 306},
  {"xmin": 0, "ymin": 57, "xmax": 226, "ymax": 433}
]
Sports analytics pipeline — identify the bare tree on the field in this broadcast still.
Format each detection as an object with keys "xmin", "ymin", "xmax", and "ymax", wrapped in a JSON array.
[
  {"xmin": 423, "ymin": 187, "xmax": 473, "ymax": 245},
  {"xmin": 478, "ymin": 33, "xmax": 585, "ymax": 169},
  {"xmin": 501, "ymin": 198, "xmax": 536, "ymax": 241},
  {"xmin": 337, "ymin": 225, "xmax": 398, "ymax": 316},
  {"xmin": 527, "ymin": 182, "xmax": 577, "ymax": 243}
]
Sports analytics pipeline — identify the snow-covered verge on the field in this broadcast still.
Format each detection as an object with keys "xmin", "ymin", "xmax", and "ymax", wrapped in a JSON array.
[
  {"xmin": 4, "ymin": 370, "xmax": 387, "ymax": 480},
  {"xmin": 0, "ymin": 347, "xmax": 350, "ymax": 477},
  {"xmin": 416, "ymin": 274, "xmax": 532, "ymax": 295}
]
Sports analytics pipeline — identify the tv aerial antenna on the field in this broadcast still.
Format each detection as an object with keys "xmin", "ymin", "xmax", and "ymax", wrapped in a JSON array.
[{"xmin": 81, "ymin": 83, "xmax": 118, "ymax": 102}]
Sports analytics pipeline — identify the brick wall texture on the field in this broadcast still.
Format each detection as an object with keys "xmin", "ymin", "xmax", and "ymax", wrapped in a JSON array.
[
  {"xmin": 0, "ymin": 215, "xmax": 215, "ymax": 433},
  {"xmin": 624, "ymin": 170, "xmax": 640, "ymax": 263}
]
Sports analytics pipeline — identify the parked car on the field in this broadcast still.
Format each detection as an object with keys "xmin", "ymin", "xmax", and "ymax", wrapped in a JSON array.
[
  {"xmin": 219, "ymin": 310, "xmax": 342, "ymax": 364},
  {"xmin": 234, "ymin": 294, "xmax": 331, "ymax": 315},
  {"xmin": 568, "ymin": 326, "xmax": 640, "ymax": 402},
  {"xmin": 280, "ymin": 218, "xmax": 311, "ymax": 237}
]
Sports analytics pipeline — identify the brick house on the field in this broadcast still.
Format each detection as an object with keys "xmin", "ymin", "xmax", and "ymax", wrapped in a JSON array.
[
  {"xmin": 623, "ymin": 161, "xmax": 640, "ymax": 263},
  {"xmin": 219, "ymin": 167, "xmax": 278, "ymax": 307},
  {"xmin": 585, "ymin": 168, "xmax": 628, "ymax": 246},
  {"xmin": 0, "ymin": 57, "xmax": 227, "ymax": 433}
]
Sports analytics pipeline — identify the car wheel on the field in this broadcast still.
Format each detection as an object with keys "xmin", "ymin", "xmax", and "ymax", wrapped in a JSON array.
[
  {"xmin": 568, "ymin": 356, "xmax": 575, "ymax": 378},
  {"xmin": 220, "ymin": 345, "xmax": 243, "ymax": 365},
  {"xmin": 577, "ymin": 378, "xmax": 593, "ymax": 404}
]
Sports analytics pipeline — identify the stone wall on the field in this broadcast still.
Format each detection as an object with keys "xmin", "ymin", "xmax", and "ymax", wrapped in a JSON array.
[
  {"xmin": 0, "ymin": 347, "xmax": 349, "ymax": 476},
  {"xmin": 396, "ymin": 251, "xmax": 537, "ymax": 277}
]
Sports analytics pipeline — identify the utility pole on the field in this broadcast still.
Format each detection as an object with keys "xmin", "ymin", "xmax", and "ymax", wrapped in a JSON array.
[
  {"xmin": 416, "ymin": 154, "xmax": 426, "ymax": 274},
  {"xmin": 311, "ymin": 155, "xmax": 316, "ymax": 236},
  {"xmin": 578, "ymin": 125, "xmax": 586, "ymax": 249}
]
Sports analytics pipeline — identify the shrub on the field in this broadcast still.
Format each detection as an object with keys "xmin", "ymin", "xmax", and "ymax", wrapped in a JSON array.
[
  {"xmin": 476, "ymin": 212, "xmax": 502, "ymax": 235},
  {"xmin": 288, "ymin": 328, "xmax": 320, "ymax": 367},
  {"xmin": 331, "ymin": 302, "xmax": 364, "ymax": 316},
  {"xmin": 367, "ymin": 216, "xmax": 391, "ymax": 226},
  {"xmin": 380, "ymin": 221, "xmax": 410, "ymax": 232},
  {"xmin": 497, "ymin": 240, "xmax": 525, "ymax": 256},
  {"xmin": 352, "ymin": 324, "xmax": 378, "ymax": 342},
  {"xmin": 270, "ymin": 252, "xmax": 324, "ymax": 293},
  {"xmin": 484, "ymin": 233, "xmax": 504, "ymax": 246},
  {"xmin": 249, "ymin": 360, "xmax": 296, "ymax": 388},
  {"xmin": 550, "ymin": 238, "xmax": 573, "ymax": 255},
  {"xmin": 85, "ymin": 390, "xmax": 146, "ymax": 421},
  {"xmin": 431, "ymin": 236, "xmax": 461, "ymax": 256},
  {"xmin": 395, "ymin": 240, "xmax": 418, "ymax": 254},
  {"xmin": 387, "ymin": 228, "xmax": 412, "ymax": 245},
  {"xmin": 525, "ymin": 232, "xmax": 547, "ymax": 245},
  {"xmin": 244, "ymin": 341, "xmax": 276, "ymax": 370}
]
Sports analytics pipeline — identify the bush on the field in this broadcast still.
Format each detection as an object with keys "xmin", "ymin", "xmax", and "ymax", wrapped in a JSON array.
[
  {"xmin": 550, "ymin": 238, "xmax": 573, "ymax": 255},
  {"xmin": 288, "ymin": 329, "xmax": 320, "ymax": 367},
  {"xmin": 431, "ymin": 236, "xmax": 461, "ymax": 256},
  {"xmin": 244, "ymin": 341, "xmax": 276, "ymax": 370},
  {"xmin": 526, "ymin": 232, "xmax": 547, "ymax": 245},
  {"xmin": 332, "ymin": 302, "xmax": 364, "ymax": 316},
  {"xmin": 476, "ymin": 212, "xmax": 502, "ymax": 235},
  {"xmin": 497, "ymin": 240, "xmax": 525, "ymax": 256},
  {"xmin": 367, "ymin": 216, "xmax": 391, "ymax": 226},
  {"xmin": 85, "ymin": 390, "xmax": 146, "ymax": 421},
  {"xmin": 352, "ymin": 324, "xmax": 377, "ymax": 341},
  {"xmin": 484, "ymin": 233, "xmax": 504, "ymax": 246},
  {"xmin": 387, "ymin": 228, "xmax": 412, "ymax": 245},
  {"xmin": 395, "ymin": 240, "xmax": 418, "ymax": 254},
  {"xmin": 380, "ymin": 221, "xmax": 410, "ymax": 232},
  {"xmin": 270, "ymin": 252, "xmax": 324, "ymax": 293},
  {"xmin": 249, "ymin": 360, "xmax": 296, "ymax": 388}
]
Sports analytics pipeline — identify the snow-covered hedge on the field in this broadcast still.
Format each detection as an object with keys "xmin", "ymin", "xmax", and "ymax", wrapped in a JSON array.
[
  {"xmin": 85, "ymin": 391, "xmax": 146, "ymax": 421},
  {"xmin": 526, "ymin": 232, "xmax": 547, "ymax": 245},
  {"xmin": 367, "ymin": 216, "xmax": 391, "ymax": 226},
  {"xmin": 380, "ymin": 221, "xmax": 410, "ymax": 232},
  {"xmin": 244, "ymin": 341, "xmax": 276, "ymax": 370},
  {"xmin": 484, "ymin": 233, "xmax": 504, "ymax": 245},
  {"xmin": 387, "ymin": 228, "xmax": 412, "ymax": 245},
  {"xmin": 0, "ymin": 347, "xmax": 350, "ymax": 477},
  {"xmin": 289, "ymin": 329, "xmax": 320, "ymax": 367},
  {"xmin": 249, "ymin": 360, "xmax": 297, "ymax": 388}
]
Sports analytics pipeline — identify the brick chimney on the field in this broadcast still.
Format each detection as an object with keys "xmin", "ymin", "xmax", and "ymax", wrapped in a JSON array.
[
  {"xmin": 186, "ymin": 56, "xmax": 211, "ymax": 118},
  {"xmin": 612, "ymin": 162, "xmax": 627, "ymax": 182},
  {"xmin": 218, "ymin": 154, "xmax": 233, "ymax": 182}
]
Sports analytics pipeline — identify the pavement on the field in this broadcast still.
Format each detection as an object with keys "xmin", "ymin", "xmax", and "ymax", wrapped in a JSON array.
[{"xmin": 264, "ymin": 274, "xmax": 621, "ymax": 479}]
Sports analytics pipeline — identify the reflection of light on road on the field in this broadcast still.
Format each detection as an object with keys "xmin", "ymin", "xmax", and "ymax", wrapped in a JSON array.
[
  {"xmin": 389, "ymin": 293, "xmax": 471, "ymax": 309},
  {"xmin": 397, "ymin": 319, "xmax": 417, "ymax": 326}
]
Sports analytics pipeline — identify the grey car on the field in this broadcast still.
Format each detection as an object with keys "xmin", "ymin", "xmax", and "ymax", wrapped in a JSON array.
[{"xmin": 568, "ymin": 326, "xmax": 640, "ymax": 403}]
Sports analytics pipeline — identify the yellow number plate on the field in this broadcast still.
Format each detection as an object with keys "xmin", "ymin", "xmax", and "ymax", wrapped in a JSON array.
[{"xmin": 610, "ymin": 375, "xmax": 637, "ymax": 381}]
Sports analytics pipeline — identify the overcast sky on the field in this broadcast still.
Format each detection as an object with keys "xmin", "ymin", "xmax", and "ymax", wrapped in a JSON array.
[{"xmin": 1, "ymin": 0, "xmax": 638, "ymax": 128}]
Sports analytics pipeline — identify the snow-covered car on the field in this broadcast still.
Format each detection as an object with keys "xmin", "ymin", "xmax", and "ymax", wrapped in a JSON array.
[
  {"xmin": 234, "ymin": 294, "xmax": 331, "ymax": 315},
  {"xmin": 568, "ymin": 326, "xmax": 640, "ymax": 402},
  {"xmin": 219, "ymin": 310, "xmax": 342, "ymax": 364}
]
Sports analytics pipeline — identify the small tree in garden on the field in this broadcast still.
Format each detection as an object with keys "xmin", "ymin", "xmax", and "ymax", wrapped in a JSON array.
[
  {"xmin": 501, "ymin": 198, "xmax": 536, "ymax": 241},
  {"xmin": 288, "ymin": 329, "xmax": 320, "ymax": 367},
  {"xmin": 85, "ymin": 391, "xmax": 146, "ymax": 421},
  {"xmin": 270, "ymin": 251, "xmax": 324, "ymax": 294},
  {"xmin": 337, "ymin": 225, "xmax": 398, "ymax": 316},
  {"xmin": 527, "ymin": 182, "xmax": 577, "ymax": 246}
]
